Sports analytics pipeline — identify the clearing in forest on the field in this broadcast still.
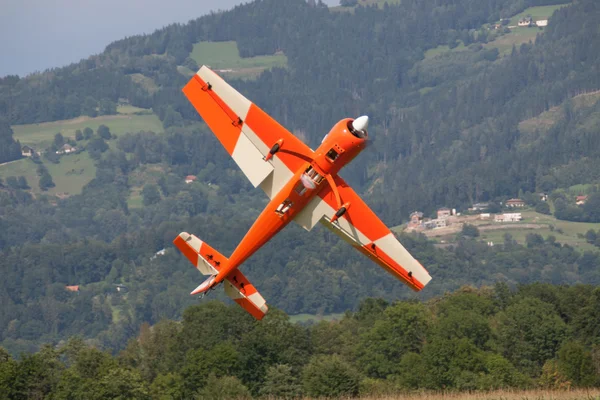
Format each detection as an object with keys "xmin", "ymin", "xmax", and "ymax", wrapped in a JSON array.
[
  {"xmin": 0, "ymin": 152, "xmax": 97, "ymax": 196},
  {"xmin": 12, "ymin": 106, "xmax": 163, "ymax": 147},
  {"xmin": 189, "ymin": 41, "xmax": 287, "ymax": 79}
]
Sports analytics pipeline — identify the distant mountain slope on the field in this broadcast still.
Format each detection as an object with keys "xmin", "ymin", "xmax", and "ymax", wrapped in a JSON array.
[{"xmin": 3, "ymin": 0, "xmax": 600, "ymax": 355}]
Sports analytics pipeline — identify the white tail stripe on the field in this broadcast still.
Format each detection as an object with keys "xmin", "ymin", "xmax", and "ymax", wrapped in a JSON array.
[{"xmin": 197, "ymin": 67, "xmax": 252, "ymax": 121}]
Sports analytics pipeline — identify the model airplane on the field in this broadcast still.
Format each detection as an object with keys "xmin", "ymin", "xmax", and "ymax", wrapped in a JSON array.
[{"xmin": 173, "ymin": 66, "xmax": 432, "ymax": 320}]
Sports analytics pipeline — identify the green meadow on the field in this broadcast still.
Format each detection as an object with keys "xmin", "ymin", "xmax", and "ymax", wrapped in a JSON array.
[
  {"xmin": 12, "ymin": 106, "xmax": 162, "ymax": 148},
  {"xmin": 190, "ymin": 41, "xmax": 287, "ymax": 79}
]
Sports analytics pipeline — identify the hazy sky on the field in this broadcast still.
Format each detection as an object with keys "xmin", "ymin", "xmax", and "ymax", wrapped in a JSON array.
[{"xmin": 0, "ymin": 0, "xmax": 338, "ymax": 78}]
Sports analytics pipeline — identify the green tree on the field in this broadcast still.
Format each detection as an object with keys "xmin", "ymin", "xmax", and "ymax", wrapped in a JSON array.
[
  {"xmin": 142, "ymin": 184, "xmax": 161, "ymax": 206},
  {"xmin": 5, "ymin": 176, "xmax": 19, "ymax": 189},
  {"xmin": 83, "ymin": 127, "xmax": 94, "ymax": 140},
  {"xmin": 99, "ymin": 99, "xmax": 117, "ymax": 115},
  {"xmin": 496, "ymin": 297, "xmax": 567, "ymax": 375},
  {"xmin": 357, "ymin": 302, "xmax": 430, "ymax": 377},
  {"xmin": 17, "ymin": 176, "xmax": 28, "ymax": 189},
  {"xmin": 150, "ymin": 373, "xmax": 184, "ymax": 400},
  {"xmin": 97, "ymin": 124, "xmax": 112, "ymax": 140},
  {"xmin": 302, "ymin": 355, "xmax": 360, "ymax": 397},
  {"xmin": 195, "ymin": 374, "xmax": 250, "ymax": 400},
  {"xmin": 87, "ymin": 137, "xmax": 109, "ymax": 159},
  {"xmin": 585, "ymin": 229, "xmax": 597, "ymax": 244},
  {"xmin": 536, "ymin": 202, "xmax": 551, "ymax": 215},
  {"xmin": 461, "ymin": 224, "xmax": 480, "ymax": 237},
  {"xmin": 259, "ymin": 364, "xmax": 302, "ymax": 398},
  {"xmin": 557, "ymin": 341, "xmax": 598, "ymax": 387},
  {"xmin": 97, "ymin": 368, "xmax": 150, "ymax": 400},
  {"xmin": 54, "ymin": 132, "xmax": 65, "ymax": 148},
  {"xmin": 39, "ymin": 171, "xmax": 55, "ymax": 190},
  {"xmin": 75, "ymin": 129, "xmax": 84, "ymax": 141}
]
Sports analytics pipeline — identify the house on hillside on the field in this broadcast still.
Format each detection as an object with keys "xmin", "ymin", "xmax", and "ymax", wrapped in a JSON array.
[
  {"xmin": 437, "ymin": 207, "xmax": 452, "ymax": 219},
  {"xmin": 424, "ymin": 218, "xmax": 447, "ymax": 229},
  {"xmin": 150, "ymin": 248, "xmax": 167, "ymax": 260},
  {"xmin": 56, "ymin": 144, "xmax": 76, "ymax": 155},
  {"xmin": 65, "ymin": 285, "xmax": 80, "ymax": 293},
  {"xmin": 21, "ymin": 145, "xmax": 35, "ymax": 157},
  {"xmin": 408, "ymin": 211, "xmax": 424, "ymax": 228},
  {"xmin": 576, "ymin": 195, "xmax": 588, "ymax": 205},
  {"xmin": 506, "ymin": 198, "xmax": 525, "ymax": 208},
  {"xmin": 185, "ymin": 175, "xmax": 197, "ymax": 184},
  {"xmin": 495, "ymin": 213, "xmax": 522, "ymax": 222},
  {"xmin": 536, "ymin": 19, "xmax": 548, "ymax": 27},
  {"xmin": 115, "ymin": 284, "xmax": 128, "ymax": 293},
  {"xmin": 469, "ymin": 202, "xmax": 489, "ymax": 212},
  {"xmin": 518, "ymin": 17, "xmax": 533, "ymax": 27}
]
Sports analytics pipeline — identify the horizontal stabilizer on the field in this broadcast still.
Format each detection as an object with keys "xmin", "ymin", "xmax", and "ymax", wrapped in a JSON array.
[
  {"xmin": 173, "ymin": 232, "xmax": 225, "ymax": 275},
  {"xmin": 173, "ymin": 232, "xmax": 268, "ymax": 319},
  {"xmin": 224, "ymin": 270, "xmax": 268, "ymax": 320}
]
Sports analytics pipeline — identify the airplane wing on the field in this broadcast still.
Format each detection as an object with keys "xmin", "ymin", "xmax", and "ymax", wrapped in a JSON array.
[
  {"xmin": 294, "ymin": 175, "xmax": 431, "ymax": 291},
  {"xmin": 183, "ymin": 66, "xmax": 314, "ymax": 198}
]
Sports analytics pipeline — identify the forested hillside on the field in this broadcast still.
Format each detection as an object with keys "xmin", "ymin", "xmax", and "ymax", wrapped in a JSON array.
[
  {"xmin": 1, "ymin": 0, "xmax": 600, "ymax": 356},
  {"xmin": 2, "ymin": 285, "xmax": 600, "ymax": 398}
]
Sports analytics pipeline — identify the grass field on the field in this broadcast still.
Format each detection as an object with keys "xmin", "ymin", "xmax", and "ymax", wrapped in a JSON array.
[
  {"xmin": 508, "ymin": 4, "xmax": 570, "ymax": 26},
  {"xmin": 289, "ymin": 313, "xmax": 346, "ymax": 324},
  {"xmin": 362, "ymin": 389, "xmax": 600, "ymax": 400},
  {"xmin": 330, "ymin": 0, "xmax": 401, "ymax": 12},
  {"xmin": 189, "ymin": 41, "xmax": 287, "ymax": 79},
  {"xmin": 12, "ymin": 110, "xmax": 163, "ymax": 148},
  {"xmin": 423, "ymin": 42, "xmax": 466, "ymax": 60},
  {"xmin": 485, "ymin": 3, "xmax": 570, "ymax": 55},
  {"xmin": 0, "ymin": 152, "xmax": 97, "ymax": 196},
  {"xmin": 518, "ymin": 91, "xmax": 600, "ymax": 135},
  {"xmin": 485, "ymin": 26, "xmax": 540, "ymax": 55},
  {"xmin": 477, "ymin": 210, "xmax": 600, "ymax": 251},
  {"xmin": 126, "ymin": 164, "xmax": 167, "ymax": 208},
  {"xmin": 128, "ymin": 73, "xmax": 159, "ymax": 94}
]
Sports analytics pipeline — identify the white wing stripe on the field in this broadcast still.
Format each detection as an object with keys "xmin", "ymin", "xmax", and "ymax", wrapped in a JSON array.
[
  {"xmin": 231, "ymin": 134, "xmax": 274, "ymax": 188},
  {"xmin": 374, "ymin": 233, "xmax": 432, "ymax": 285},
  {"xmin": 197, "ymin": 67, "xmax": 252, "ymax": 120}
]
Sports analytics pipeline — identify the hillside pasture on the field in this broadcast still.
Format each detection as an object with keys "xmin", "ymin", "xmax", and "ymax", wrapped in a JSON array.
[
  {"xmin": 485, "ymin": 26, "xmax": 540, "ymax": 55},
  {"xmin": 189, "ymin": 41, "xmax": 287, "ymax": 79},
  {"xmin": 485, "ymin": 3, "xmax": 571, "ymax": 55},
  {"xmin": 423, "ymin": 42, "xmax": 466, "ymax": 60},
  {"xmin": 12, "ymin": 111, "xmax": 163, "ymax": 147},
  {"xmin": 0, "ymin": 152, "xmax": 96, "ymax": 196},
  {"xmin": 479, "ymin": 210, "xmax": 600, "ymax": 251},
  {"xmin": 330, "ymin": 0, "xmax": 401, "ymax": 12},
  {"xmin": 508, "ymin": 3, "xmax": 571, "ymax": 26},
  {"xmin": 518, "ymin": 90, "xmax": 600, "ymax": 137}
]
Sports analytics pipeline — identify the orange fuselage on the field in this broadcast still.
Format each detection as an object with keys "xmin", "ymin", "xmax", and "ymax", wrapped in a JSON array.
[{"xmin": 213, "ymin": 118, "xmax": 368, "ymax": 284}]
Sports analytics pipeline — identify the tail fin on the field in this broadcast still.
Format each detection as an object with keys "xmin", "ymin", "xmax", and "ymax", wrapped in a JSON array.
[{"xmin": 173, "ymin": 232, "xmax": 269, "ymax": 320}]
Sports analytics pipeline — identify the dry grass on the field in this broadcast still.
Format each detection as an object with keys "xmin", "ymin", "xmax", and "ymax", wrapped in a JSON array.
[{"xmin": 356, "ymin": 389, "xmax": 600, "ymax": 400}]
